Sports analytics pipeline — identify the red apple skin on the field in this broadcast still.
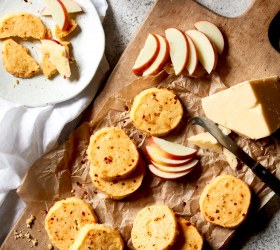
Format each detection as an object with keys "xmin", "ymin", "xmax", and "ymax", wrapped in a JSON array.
[
  {"xmin": 148, "ymin": 164, "xmax": 192, "ymax": 180},
  {"xmin": 152, "ymin": 160, "xmax": 197, "ymax": 173},
  {"xmin": 57, "ymin": 0, "xmax": 71, "ymax": 31},
  {"xmin": 148, "ymin": 137, "xmax": 196, "ymax": 160},
  {"xmin": 42, "ymin": 38, "xmax": 63, "ymax": 46},
  {"xmin": 132, "ymin": 34, "xmax": 160, "ymax": 75}
]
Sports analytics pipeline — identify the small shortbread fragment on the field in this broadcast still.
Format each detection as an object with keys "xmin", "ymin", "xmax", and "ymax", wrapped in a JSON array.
[
  {"xmin": 0, "ymin": 13, "xmax": 47, "ymax": 39},
  {"xmin": 87, "ymin": 127, "xmax": 139, "ymax": 181},
  {"xmin": 45, "ymin": 197, "xmax": 98, "ymax": 250},
  {"xmin": 26, "ymin": 215, "xmax": 36, "ymax": 228},
  {"xmin": 130, "ymin": 88, "xmax": 183, "ymax": 136},
  {"xmin": 70, "ymin": 224, "xmax": 124, "ymax": 250},
  {"xmin": 90, "ymin": 158, "xmax": 145, "ymax": 200},
  {"xmin": 41, "ymin": 54, "xmax": 58, "ymax": 78},
  {"xmin": 172, "ymin": 217, "xmax": 203, "ymax": 250},
  {"xmin": 131, "ymin": 204, "xmax": 177, "ymax": 249},
  {"xmin": 199, "ymin": 175, "xmax": 251, "ymax": 228},
  {"xmin": 2, "ymin": 39, "xmax": 40, "ymax": 78},
  {"xmin": 55, "ymin": 19, "xmax": 78, "ymax": 39}
]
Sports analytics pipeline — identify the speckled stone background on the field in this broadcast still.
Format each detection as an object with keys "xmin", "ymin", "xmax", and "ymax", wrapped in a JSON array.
[{"xmin": 102, "ymin": 0, "xmax": 280, "ymax": 249}]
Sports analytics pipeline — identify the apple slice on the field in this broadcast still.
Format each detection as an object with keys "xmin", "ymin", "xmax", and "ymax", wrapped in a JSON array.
[
  {"xmin": 194, "ymin": 21, "xmax": 224, "ymax": 55},
  {"xmin": 44, "ymin": 0, "xmax": 70, "ymax": 31},
  {"xmin": 186, "ymin": 30, "xmax": 217, "ymax": 74},
  {"xmin": 41, "ymin": 0, "xmax": 82, "ymax": 15},
  {"xmin": 165, "ymin": 28, "xmax": 189, "ymax": 75},
  {"xmin": 146, "ymin": 146, "xmax": 194, "ymax": 166},
  {"xmin": 143, "ymin": 34, "xmax": 170, "ymax": 76},
  {"xmin": 148, "ymin": 164, "xmax": 192, "ymax": 179},
  {"xmin": 132, "ymin": 34, "xmax": 160, "ymax": 75},
  {"xmin": 152, "ymin": 159, "xmax": 198, "ymax": 173},
  {"xmin": 185, "ymin": 34, "xmax": 198, "ymax": 75},
  {"xmin": 39, "ymin": 39, "xmax": 71, "ymax": 78},
  {"xmin": 148, "ymin": 137, "xmax": 196, "ymax": 160}
]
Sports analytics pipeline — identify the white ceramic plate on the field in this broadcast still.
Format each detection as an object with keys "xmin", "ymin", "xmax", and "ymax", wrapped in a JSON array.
[{"xmin": 0, "ymin": 0, "xmax": 105, "ymax": 107}]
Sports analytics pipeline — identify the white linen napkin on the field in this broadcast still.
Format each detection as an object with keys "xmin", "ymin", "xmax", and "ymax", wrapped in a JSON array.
[{"xmin": 0, "ymin": 0, "xmax": 108, "ymax": 242}]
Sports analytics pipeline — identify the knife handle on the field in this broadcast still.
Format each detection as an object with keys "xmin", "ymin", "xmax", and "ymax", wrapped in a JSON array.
[{"xmin": 252, "ymin": 163, "xmax": 280, "ymax": 197}]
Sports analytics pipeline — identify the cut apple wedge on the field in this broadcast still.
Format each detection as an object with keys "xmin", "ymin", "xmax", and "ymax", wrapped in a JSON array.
[
  {"xmin": 41, "ymin": 0, "xmax": 82, "ymax": 15},
  {"xmin": 142, "ymin": 34, "xmax": 170, "ymax": 76},
  {"xmin": 186, "ymin": 30, "xmax": 217, "ymax": 74},
  {"xmin": 165, "ymin": 28, "xmax": 189, "ymax": 75},
  {"xmin": 44, "ymin": 0, "xmax": 70, "ymax": 31},
  {"xmin": 148, "ymin": 137, "xmax": 196, "ymax": 160},
  {"xmin": 132, "ymin": 34, "xmax": 160, "ymax": 75},
  {"xmin": 194, "ymin": 21, "xmax": 224, "ymax": 55},
  {"xmin": 148, "ymin": 164, "xmax": 192, "ymax": 179},
  {"xmin": 146, "ymin": 146, "xmax": 194, "ymax": 166},
  {"xmin": 39, "ymin": 39, "xmax": 71, "ymax": 78},
  {"xmin": 185, "ymin": 34, "xmax": 198, "ymax": 75},
  {"xmin": 152, "ymin": 159, "xmax": 198, "ymax": 173}
]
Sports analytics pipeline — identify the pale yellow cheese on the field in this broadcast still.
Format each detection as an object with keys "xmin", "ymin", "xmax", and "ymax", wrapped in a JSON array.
[
  {"xmin": 188, "ymin": 132, "xmax": 222, "ymax": 153},
  {"xmin": 202, "ymin": 76, "xmax": 280, "ymax": 139}
]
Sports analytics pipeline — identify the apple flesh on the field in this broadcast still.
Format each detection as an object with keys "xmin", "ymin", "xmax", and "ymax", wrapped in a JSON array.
[
  {"xmin": 165, "ymin": 28, "xmax": 189, "ymax": 75},
  {"xmin": 132, "ymin": 34, "xmax": 160, "ymax": 75},
  {"xmin": 148, "ymin": 137, "xmax": 196, "ymax": 160},
  {"xmin": 186, "ymin": 29, "xmax": 217, "ymax": 74},
  {"xmin": 142, "ymin": 34, "xmax": 170, "ymax": 76},
  {"xmin": 39, "ymin": 39, "xmax": 71, "ymax": 78},
  {"xmin": 148, "ymin": 164, "xmax": 192, "ymax": 179},
  {"xmin": 194, "ymin": 21, "xmax": 224, "ymax": 55},
  {"xmin": 44, "ymin": 0, "xmax": 70, "ymax": 31},
  {"xmin": 185, "ymin": 34, "xmax": 198, "ymax": 75},
  {"xmin": 41, "ymin": 0, "xmax": 82, "ymax": 15},
  {"xmin": 152, "ymin": 159, "xmax": 198, "ymax": 173}
]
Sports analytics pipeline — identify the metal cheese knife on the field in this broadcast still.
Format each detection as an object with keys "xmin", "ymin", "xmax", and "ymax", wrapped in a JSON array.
[{"xmin": 190, "ymin": 116, "xmax": 280, "ymax": 197}]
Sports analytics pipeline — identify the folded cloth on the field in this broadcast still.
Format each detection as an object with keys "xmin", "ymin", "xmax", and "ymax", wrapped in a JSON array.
[{"xmin": 0, "ymin": 0, "xmax": 108, "ymax": 243}]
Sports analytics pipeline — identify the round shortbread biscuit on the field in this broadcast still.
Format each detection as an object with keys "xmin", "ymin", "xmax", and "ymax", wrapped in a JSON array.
[
  {"xmin": 87, "ymin": 127, "xmax": 139, "ymax": 181},
  {"xmin": 172, "ymin": 217, "xmax": 203, "ymax": 250},
  {"xmin": 45, "ymin": 197, "xmax": 98, "ymax": 250},
  {"xmin": 70, "ymin": 224, "xmax": 124, "ymax": 250},
  {"xmin": 130, "ymin": 88, "xmax": 183, "ymax": 136},
  {"xmin": 131, "ymin": 204, "xmax": 178, "ymax": 250},
  {"xmin": 199, "ymin": 175, "xmax": 251, "ymax": 228},
  {"xmin": 90, "ymin": 158, "xmax": 145, "ymax": 200}
]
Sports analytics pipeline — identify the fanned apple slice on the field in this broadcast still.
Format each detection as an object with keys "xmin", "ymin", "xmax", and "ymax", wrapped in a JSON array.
[
  {"xmin": 152, "ymin": 160, "xmax": 198, "ymax": 173},
  {"xmin": 148, "ymin": 137, "xmax": 196, "ymax": 160},
  {"xmin": 44, "ymin": 0, "xmax": 70, "ymax": 31},
  {"xmin": 165, "ymin": 28, "xmax": 189, "ymax": 75},
  {"xmin": 142, "ymin": 34, "xmax": 169, "ymax": 76},
  {"xmin": 41, "ymin": 0, "xmax": 82, "ymax": 15},
  {"xmin": 132, "ymin": 34, "xmax": 160, "ymax": 75},
  {"xmin": 148, "ymin": 164, "xmax": 192, "ymax": 179},
  {"xmin": 186, "ymin": 30, "xmax": 217, "ymax": 74},
  {"xmin": 194, "ymin": 21, "xmax": 224, "ymax": 54},
  {"xmin": 185, "ymin": 34, "xmax": 198, "ymax": 75}
]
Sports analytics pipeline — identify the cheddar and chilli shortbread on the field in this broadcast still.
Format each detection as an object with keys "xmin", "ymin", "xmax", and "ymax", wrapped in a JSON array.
[
  {"xmin": 45, "ymin": 197, "xmax": 98, "ymax": 250},
  {"xmin": 87, "ymin": 127, "xmax": 139, "ymax": 181},
  {"xmin": 70, "ymin": 224, "xmax": 124, "ymax": 250},
  {"xmin": 90, "ymin": 158, "xmax": 145, "ymax": 200},
  {"xmin": 41, "ymin": 54, "xmax": 58, "ymax": 78},
  {"xmin": 55, "ymin": 19, "xmax": 78, "ymax": 39},
  {"xmin": 199, "ymin": 175, "xmax": 251, "ymax": 228},
  {"xmin": 130, "ymin": 88, "xmax": 183, "ymax": 136},
  {"xmin": 131, "ymin": 204, "xmax": 178, "ymax": 249},
  {"xmin": 172, "ymin": 217, "xmax": 203, "ymax": 250},
  {"xmin": 0, "ymin": 13, "xmax": 47, "ymax": 39},
  {"xmin": 2, "ymin": 39, "xmax": 40, "ymax": 78}
]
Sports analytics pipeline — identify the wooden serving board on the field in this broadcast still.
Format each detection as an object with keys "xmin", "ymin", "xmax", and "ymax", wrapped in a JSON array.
[{"xmin": 1, "ymin": 0, "xmax": 280, "ymax": 249}]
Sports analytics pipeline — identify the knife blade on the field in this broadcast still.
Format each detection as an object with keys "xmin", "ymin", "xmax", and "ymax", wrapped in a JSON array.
[{"xmin": 190, "ymin": 116, "xmax": 280, "ymax": 197}]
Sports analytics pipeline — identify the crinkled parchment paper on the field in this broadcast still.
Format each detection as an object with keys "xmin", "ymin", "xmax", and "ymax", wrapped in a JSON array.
[{"xmin": 18, "ymin": 70, "xmax": 280, "ymax": 249}]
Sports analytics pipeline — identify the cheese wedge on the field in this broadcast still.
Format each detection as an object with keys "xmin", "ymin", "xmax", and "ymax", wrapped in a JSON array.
[
  {"xmin": 202, "ymin": 76, "xmax": 280, "ymax": 139},
  {"xmin": 188, "ymin": 132, "xmax": 222, "ymax": 153}
]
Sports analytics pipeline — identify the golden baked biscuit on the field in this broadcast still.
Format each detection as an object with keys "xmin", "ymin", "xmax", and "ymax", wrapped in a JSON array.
[
  {"xmin": 90, "ymin": 158, "xmax": 145, "ymax": 200},
  {"xmin": 41, "ymin": 54, "xmax": 58, "ymax": 78},
  {"xmin": 70, "ymin": 224, "xmax": 124, "ymax": 250},
  {"xmin": 199, "ymin": 175, "xmax": 251, "ymax": 228},
  {"xmin": 55, "ymin": 19, "xmax": 78, "ymax": 39},
  {"xmin": 2, "ymin": 39, "xmax": 40, "ymax": 78},
  {"xmin": 45, "ymin": 197, "xmax": 98, "ymax": 250},
  {"xmin": 0, "ymin": 13, "xmax": 47, "ymax": 39},
  {"xmin": 172, "ymin": 217, "xmax": 203, "ymax": 250},
  {"xmin": 87, "ymin": 127, "xmax": 139, "ymax": 181},
  {"xmin": 131, "ymin": 204, "xmax": 178, "ymax": 250},
  {"xmin": 130, "ymin": 88, "xmax": 183, "ymax": 136}
]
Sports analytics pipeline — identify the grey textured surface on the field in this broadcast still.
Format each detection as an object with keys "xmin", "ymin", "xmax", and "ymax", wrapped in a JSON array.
[{"xmin": 102, "ymin": 0, "xmax": 280, "ymax": 249}]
